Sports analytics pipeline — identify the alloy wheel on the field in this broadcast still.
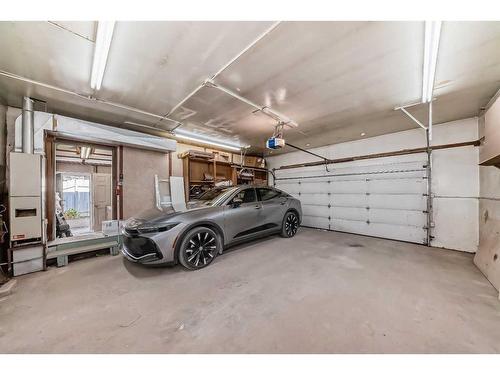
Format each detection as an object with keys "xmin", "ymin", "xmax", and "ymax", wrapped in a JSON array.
[
  {"xmin": 285, "ymin": 213, "xmax": 299, "ymax": 237},
  {"xmin": 184, "ymin": 231, "xmax": 217, "ymax": 267}
]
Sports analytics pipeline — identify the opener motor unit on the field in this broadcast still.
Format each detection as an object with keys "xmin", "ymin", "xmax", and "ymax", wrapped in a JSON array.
[{"xmin": 266, "ymin": 137, "xmax": 285, "ymax": 150}]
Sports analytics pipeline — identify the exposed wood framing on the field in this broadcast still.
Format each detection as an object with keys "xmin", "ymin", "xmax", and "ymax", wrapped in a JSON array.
[{"xmin": 44, "ymin": 131, "xmax": 56, "ymax": 242}]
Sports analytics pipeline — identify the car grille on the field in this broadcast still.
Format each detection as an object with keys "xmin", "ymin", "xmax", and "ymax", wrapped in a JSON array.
[
  {"xmin": 124, "ymin": 227, "xmax": 139, "ymax": 235},
  {"xmin": 122, "ymin": 236, "xmax": 162, "ymax": 259}
]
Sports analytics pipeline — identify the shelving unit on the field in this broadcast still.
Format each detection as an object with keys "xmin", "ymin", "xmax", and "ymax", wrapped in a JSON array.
[
  {"xmin": 231, "ymin": 164, "xmax": 268, "ymax": 186},
  {"xmin": 181, "ymin": 154, "xmax": 233, "ymax": 200},
  {"xmin": 181, "ymin": 152, "xmax": 269, "ymax": 200}
]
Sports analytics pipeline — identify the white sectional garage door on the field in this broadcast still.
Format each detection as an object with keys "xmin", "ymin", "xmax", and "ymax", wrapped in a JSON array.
[{"xmin": 274, "ymin": 154, "xmax": 430, "ymax": 244}]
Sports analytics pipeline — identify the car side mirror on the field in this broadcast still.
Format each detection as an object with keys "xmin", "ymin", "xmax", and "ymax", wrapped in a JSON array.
[{"xmin": 231, "ymin": 197, "xmax": 243, "ymax": 208}]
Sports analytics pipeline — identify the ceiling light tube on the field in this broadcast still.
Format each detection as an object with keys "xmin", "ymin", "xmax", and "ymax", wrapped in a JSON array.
[
  {"xmin": 422, "ymin": 21, "xmax": 442, "ymax": 103},
  {"xmin": 90, "ymin": 21, "xmax": 116, "ymax": 90},
  {"xmin": 174, "ymin": 129, "xmax": 243, "ymax": 151},
  {"xmin": 174, "ymin": 134, "xmax": 242, "ymax": 151},
  {"xmin": 80, "ymin": 146, "xmax": 93, "ymax": 160}
]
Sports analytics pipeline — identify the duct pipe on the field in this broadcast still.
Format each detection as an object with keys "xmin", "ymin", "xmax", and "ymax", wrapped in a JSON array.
[{"xmin": 22, "ymin": 96, "xmax": 35, "ymax": 154}]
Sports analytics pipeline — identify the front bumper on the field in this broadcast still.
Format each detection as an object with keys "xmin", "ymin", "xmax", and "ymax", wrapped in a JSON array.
[
  {"xmin": 121, "ymin": 223, "xmax": 187, "ymax": 265},
  {"xmin": 122, "ymin": 236, "xmax": 163, "ymax": 263}
]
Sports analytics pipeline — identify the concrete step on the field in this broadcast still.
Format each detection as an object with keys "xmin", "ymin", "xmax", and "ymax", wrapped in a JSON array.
[{"xmin": 0, "ymin": 279, "xmax": 17, "ymax": 299}]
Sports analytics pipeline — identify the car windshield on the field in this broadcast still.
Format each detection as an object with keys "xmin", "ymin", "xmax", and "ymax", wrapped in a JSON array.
[
  {"xmin": 196, "ymin": 187, "xmax": 226, "ymax": 201},
  {"xmin": 199, "ymin": 186, "xmax": 239, "ymax": 206}
]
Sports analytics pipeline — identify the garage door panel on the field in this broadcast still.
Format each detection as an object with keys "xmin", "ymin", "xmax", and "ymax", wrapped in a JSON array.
[
  {"xmin": 332, "ymin": 218, "xmax": 369, "ymax": 235},
  {"xmin": 369, "ymin": 208, "xmax": 426, "ymax": 227},
  {"xmin": 302, "ymin": 215, "xmax": 329, "ymax": 230},
  {"xmin": 333, "ymin": 207, "xmax": 367, "ymax": 222},
  {"xmin": 298, "ymin": 194, "xmax": 330, "ymax": 206},
  {"xmin": 365, "ymin": 223, "xmax": 426, "ymax": 243},
  {"xmin": 274, "ymin": 154, "xmax": 429, "ymax": 244},
  {"xmin": 333, "ymin": 194, "xmax": 367, "ymax": 207},
  {"xmin": 302, "ymin": 204, "xmax": 329, "ymax": 218},
  {"xmin": 368, "ymin": 194, "xmax": 426, "ymax": 210},
  {"xmin": 364, "ymin": 171, "xmax": 427, "ymax": 180},
  {"xmin": 331, "ymin": 180, "xmax": 367, "ymax": 194},
  {"xmin": 296, "ymin": 183, "xmax": 330, "ymax": 194},
  {"xmin": 368, "ymin": 179, "xmax": 426, "ymax": 194}
]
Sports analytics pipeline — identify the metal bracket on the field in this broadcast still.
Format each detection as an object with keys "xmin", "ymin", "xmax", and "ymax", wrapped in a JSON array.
[
  {"xmin": 397, "ymin": 107, "xmax": 427, "ymax": 130},
  {"xmin": 203, "ymin": 80, "xmax": 298, "ymax": 129}
]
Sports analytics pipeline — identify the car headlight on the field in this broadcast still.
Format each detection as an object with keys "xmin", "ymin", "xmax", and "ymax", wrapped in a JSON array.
[{"xmin": 137, "ymin": 223, "xmax": 179, "ymax": 234}]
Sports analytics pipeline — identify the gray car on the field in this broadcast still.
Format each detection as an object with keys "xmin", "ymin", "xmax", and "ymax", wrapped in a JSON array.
[{"xmin": 121, "ymin": 185, "xmax": 302, "ymax": 270}]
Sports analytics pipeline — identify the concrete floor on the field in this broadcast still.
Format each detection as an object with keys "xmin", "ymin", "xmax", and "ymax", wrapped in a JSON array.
[{"xmin": 1, "ymin": 228, "xmax": 499, "ymax": 353}]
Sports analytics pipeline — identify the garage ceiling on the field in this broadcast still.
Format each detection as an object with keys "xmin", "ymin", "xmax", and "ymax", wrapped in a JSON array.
[{"xmin": 1, "ymin": 21, "xmax": 499, "ymax": 154}]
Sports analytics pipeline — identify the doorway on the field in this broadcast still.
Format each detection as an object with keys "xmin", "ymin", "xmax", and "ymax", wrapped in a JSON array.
[{"xmin": 54, "ymin": 142, "xmax": 114, "ymax": 238}]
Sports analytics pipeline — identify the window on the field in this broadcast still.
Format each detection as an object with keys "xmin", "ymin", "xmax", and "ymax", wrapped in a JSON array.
[
  {"xmin": 230, "ymin": 188, "xmax": 257, "ymax": 204},
  {"xmin": 257, "ymin": 188, "xmax": 280, "ymax": 201}
]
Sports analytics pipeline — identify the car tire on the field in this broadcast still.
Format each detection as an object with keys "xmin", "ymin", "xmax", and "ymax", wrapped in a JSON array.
[
  {"xmin": 178, "ymin": 226, "xmax": 221, "ymax": 270},
  {"xmin": 281, "ymin": 211, "xmax": 299, "ymax": 238}
]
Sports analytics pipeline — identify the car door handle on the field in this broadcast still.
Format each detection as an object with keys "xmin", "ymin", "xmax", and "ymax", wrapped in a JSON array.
[{"xmin": 255, "ymin": 205, "xmax": 262, "ymax": 209}]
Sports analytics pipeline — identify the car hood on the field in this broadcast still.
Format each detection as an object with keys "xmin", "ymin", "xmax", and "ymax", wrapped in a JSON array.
[{"xmin": 124, "ymin": 201, "xmax": 209, "ymax": 227}]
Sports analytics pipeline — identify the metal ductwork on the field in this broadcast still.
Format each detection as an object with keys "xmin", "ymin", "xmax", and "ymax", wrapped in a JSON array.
[{"xmin": 21, "ymin": 96, "xmax": 34, "ymax": 154}]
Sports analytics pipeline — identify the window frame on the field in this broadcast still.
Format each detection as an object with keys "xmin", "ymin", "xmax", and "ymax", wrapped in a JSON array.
[
  {"xmin": 256, "ymin": 187, "xmax": 281, "ymax": 202},
  {"xmin": 227, "ymin": 187, "xmax": 258, "ymax": 205}
]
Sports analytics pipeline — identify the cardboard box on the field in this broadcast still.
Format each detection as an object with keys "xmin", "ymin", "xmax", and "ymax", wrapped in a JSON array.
[
  {"xmin": 233, "ymin": 154, "xmax": 265, "ymax": 168},
  {"xmin": 213, "ymin": 151, "xmax": 231, "ymax": 163},
  {"xmin": 233, "ymin": 153, "xmax": 243, "ymax": 165},
  {"xmin": 179, "ymin": 150, "xmax": 214, "ymax": 159}
]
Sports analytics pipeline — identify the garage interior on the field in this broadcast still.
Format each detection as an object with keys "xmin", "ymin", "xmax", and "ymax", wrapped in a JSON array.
[{"xmin": 0, "ymin": 20, "xmax": 500, "ymax": 354}]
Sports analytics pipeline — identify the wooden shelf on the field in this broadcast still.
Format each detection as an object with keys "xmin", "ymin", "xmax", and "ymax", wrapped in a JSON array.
[
  {"xmin": 189, "ymin": 157, "xmax": 214, "ymax": 164},
  {"xmin": 182, "ymin": 152, "xmax": 268, "ymax": 199},
  {"xmin": 189, "ymin": 157, "xmax": 232, "ymax": 166},
  {"xmin": 231, "ymin": 164, "xmax": 268, "ymax": 172}
]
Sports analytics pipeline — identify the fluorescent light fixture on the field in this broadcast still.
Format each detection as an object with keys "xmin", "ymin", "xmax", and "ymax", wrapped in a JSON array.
[
  {"xmin": 90, "ymin": 21, "xmax": 116, "ymax": 90},
  {"xmin": 174, "ymin": 129, "xmax": 243, "ymax": 151},
  {"xmin": 422, "ymin": 21, "xmax": 442, "ymax": 103},
  {"xmin": 79, "ymin": 146, "xmax": 93, "ymax": 160}
]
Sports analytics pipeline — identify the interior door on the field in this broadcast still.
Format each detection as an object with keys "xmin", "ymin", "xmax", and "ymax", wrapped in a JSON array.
[{"xmin": 92, "ymin": 173, "xmax": 112, "ymax": 232}]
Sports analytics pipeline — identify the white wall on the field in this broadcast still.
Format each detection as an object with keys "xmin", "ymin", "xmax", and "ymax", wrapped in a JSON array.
[
  {"xmin": 267, "ymin": 118, "xmax": 480, "ymax": 253},
  {"xmin": 122, "ymin": 147, "xmax": 170, "ymax": 219}
]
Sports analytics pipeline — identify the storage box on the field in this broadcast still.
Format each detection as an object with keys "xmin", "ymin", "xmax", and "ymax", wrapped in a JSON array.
[
  {"xmin": 102, "ymin": 220, "xmax": 122, "ymax": 236},
  {"xmin": 245, "ymin": 156, "xmax": 258, "ymax": 167},
  {"xmin": 179, "ymin": 150, "xmax": 214, "ymax": 159},
  {"xmin": 233, "ymin": 153, "xmax": 243, "ymax": 166},
  {"xmin": 213, "ymin": 151, "xmax": 231, "ymax": 163}
]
